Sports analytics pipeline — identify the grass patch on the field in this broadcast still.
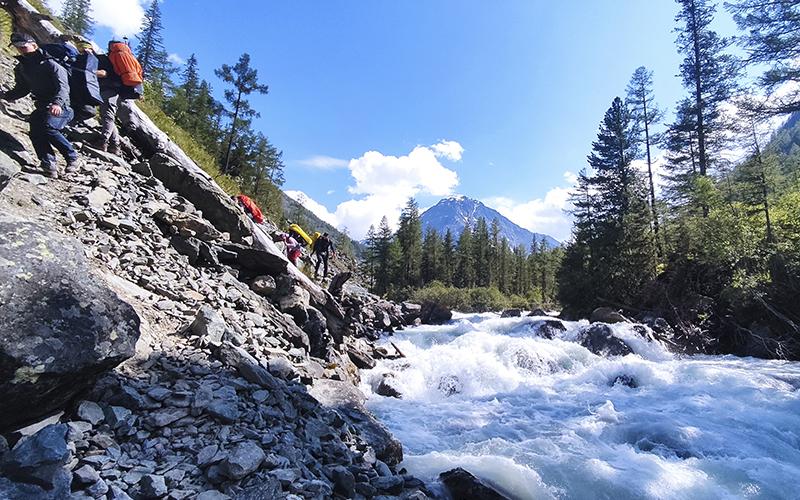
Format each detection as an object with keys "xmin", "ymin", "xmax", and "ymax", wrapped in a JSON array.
[{"xmin": 135, "ymin": 98, "xmax": 240, "ymax": 195}]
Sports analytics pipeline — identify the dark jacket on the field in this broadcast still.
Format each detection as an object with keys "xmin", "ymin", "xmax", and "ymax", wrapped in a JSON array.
[
  {"xmin": 96, "ymin": 54, "xmax": 122, "ymax": 92},
  {"xmin": 4, "ymin": 49, "xmax": 70, "ymax": 108},
  {"xmin": 313, "ymin": 236, "xmax": 334, "ymax": 255}
]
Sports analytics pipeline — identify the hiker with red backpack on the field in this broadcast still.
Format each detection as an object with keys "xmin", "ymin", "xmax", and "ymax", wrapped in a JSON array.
[
  {"xmin": 0, "ymin": 33, "xmax": 80, "ymax": 179},
  {"xmin": 94, "ymin": 40, "xmax": 143, "ymax": 155},
  {"xmin": 233, "ymin": 194, "xmax": 265, "ymax": 224}
]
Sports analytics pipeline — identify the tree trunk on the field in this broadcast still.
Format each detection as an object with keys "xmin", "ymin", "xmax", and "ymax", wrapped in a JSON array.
[{"xmin": 222, "ymin": 91, "xmax": 243, "ymax": 174}]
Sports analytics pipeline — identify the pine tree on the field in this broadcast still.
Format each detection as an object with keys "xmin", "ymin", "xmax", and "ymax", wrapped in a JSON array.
[
  {"xmin": 489, "ymin": 219, "xmax": 501, "ymax": 287},
  {"xmin": 674, "ymin": 0, "xmax": 740, "ymax": 180},
  {"xmin": 373, "ymin": 217, "xmax": 394, "ymax": 295},
  {"xmin": 627, "ymin": 66, "xmax": 664, "ymax": 255},
  {"xmin": 215, "ymin": 53, "xmax": 270, "ymax": 174},
  {"xmin": 136, "ymin": 0, "xmax": 169, "ymax": 81},
  {"xmin": 440, "ymin": 229, "xmax": 455, "ymax": 286},
  {"xmin": 60, "ymin": 0, "xmax": 94, "ymax": 37},
  {"xmin": 395, "ymin": 198, "xmax": 423, "ymax": 289},
  {"xmin": 472, "ymin": 217, "xmax": 491, "ymax": 287},
  {"xmin": 728, "ymin": 0, "xmax": 800, "ymax": 114},
  {"xmin": 362, "ymin": 225, "xmax": 378, "ymax": 289},
  {"xmin": 454, "ymin": 226, "xmax": 475, "ymax": 288},
  {"xmin": 662, "ymin": 98, "xmax": 700, "ymax": 208},
  {"xmin": 421, "ymin": 228, "xmax": 441, "ymax": 285}
]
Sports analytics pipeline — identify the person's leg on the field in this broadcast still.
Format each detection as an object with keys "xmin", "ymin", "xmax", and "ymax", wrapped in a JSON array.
[
  {"xmin": 28, "ymin": 108, "xmax": 57, "ymax": 176},
  {"xmin": 322, "ymin": 253, "xmax": 329, "ymax": 278},
  {"xmin": 315, "ymin": 255, "xmax": 322, "ymax": 278},
  {"xmin": 46, "ymin": 107, "xmax": 78, "ymax": 169},
  {"xmin": 100, "ymin": 91, "xmax": 120, "ymax": 152}
]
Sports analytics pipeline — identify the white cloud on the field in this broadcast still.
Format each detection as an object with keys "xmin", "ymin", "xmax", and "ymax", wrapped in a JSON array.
[
  {"xmin": 47, "ymin": 0, "xmax": 147, "ymax": 38},
  {"xmin": 168, "ymin": 53, "xmax": 185, "ymax": 66},
  {"xmin": 288, "ymin": 141, "xmax": 462, "ymax": 239},
  {"xmin": 297, "ymin": 155, "xmax": 349, "ymax": 170},
  {"xmin": 481, "ymin": 171, "xmax": 577, "ymax": 242},
  {"xmin": 326, "ymin": 190, "xmax": 335, "ymax": 195}
]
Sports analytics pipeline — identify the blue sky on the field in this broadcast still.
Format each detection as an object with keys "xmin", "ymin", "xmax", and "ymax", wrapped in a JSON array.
[{"xmin": 48, "ymin": 0, "xmax": 740, "ymax": 240}]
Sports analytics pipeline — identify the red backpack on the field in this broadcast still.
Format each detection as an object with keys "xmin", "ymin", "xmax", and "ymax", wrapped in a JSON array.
[
  {"xmin": 236, "ymin": 195, "xmax": 264, "ymax": 224},
  {"xmin": 108, "ymin": 42, "xmax": 143, "ymax": 87}
]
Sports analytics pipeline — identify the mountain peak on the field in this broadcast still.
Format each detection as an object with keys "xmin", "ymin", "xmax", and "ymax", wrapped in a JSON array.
[{"xmin": 421, "ymin": 196, "xmax": 560, "ymax": 248}]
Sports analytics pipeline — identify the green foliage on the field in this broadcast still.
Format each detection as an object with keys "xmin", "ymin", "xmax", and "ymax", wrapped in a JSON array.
[
  {"xmin": 60, "ymin": 0, "xmax": 94, "ymax": 37},
  {"xmin": 410, "ymin": 283, "xmax": 530, "ymax": 313}
]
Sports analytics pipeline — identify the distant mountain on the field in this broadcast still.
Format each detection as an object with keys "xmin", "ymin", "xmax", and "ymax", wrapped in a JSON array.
[{"xmin": 420, "ymin": 196, "xmax": 560, "ymax": 249}]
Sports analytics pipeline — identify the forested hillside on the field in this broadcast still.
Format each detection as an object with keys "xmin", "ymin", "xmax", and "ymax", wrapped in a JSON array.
[{"xmin": 557, "ymin": 0, "xmax": 800, "ymax": 359}]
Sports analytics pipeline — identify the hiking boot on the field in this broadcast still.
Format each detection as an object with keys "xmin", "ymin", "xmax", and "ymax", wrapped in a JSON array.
[
  {"xmin": 65, "ymin": 157, "xmax": 82, "ymax": 174},
  {"xmin": 108, "ymin": 142, "xmax": 121, "ymax": 156},
  {"xmin": 42, "ymin": 163, "xmax": 58, "ymax": 179}
]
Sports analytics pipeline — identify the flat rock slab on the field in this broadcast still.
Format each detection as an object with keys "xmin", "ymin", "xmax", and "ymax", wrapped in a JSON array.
[{"xmin": 0, "ymin": 216, "xmax": 141, "ymax": 433}]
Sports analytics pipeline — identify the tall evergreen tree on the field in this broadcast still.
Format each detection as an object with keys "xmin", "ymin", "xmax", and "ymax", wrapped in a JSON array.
[
  {"xmin": 215, "ymin": 53, "xmax": 270, "ymax": 174},
  {"xmin": 136, "ymin": 0, "xmax": 169, "ymax": 80},
  {"xmin": 373, "ymin": 217, "xmax": 394, "ymax": 295},
  {"xmin": 60, "ymin": 0, "xmax": 94, "ymax": 37},
  {"xmin": 472, "ymin": 217, "xmax": 491, "ymax": 287},
  {"xmin": 728, "ymin": 0, "xmax": 800, "ymax": 114},
  {"xmin": 440, "ymin": 229, "xmax": 455, "ymax": 286},
  {"xmin": 395, "ymin": 198, "xmax": 423, "ymax": 289},
  {"xmin": 627, "ymin": 66, "xmax": 664, "ymax": 255},
  {"xmin": 454, "ymin": 226, "xmax": 475, "ymax": 288},
  {"xmin": 674, "ymin": 0, "xmax": 740, "ymax": 180},
  {"xmin": 662, "ymin": 98, "xmax": 701, "ymax": 208},
  {"xmin": 362, "ymin": 225, "xmax": 378, "ymax": 289},
  {"xmin": 421, "ymin": 228, "xmax": 441, "ymax": 285}
]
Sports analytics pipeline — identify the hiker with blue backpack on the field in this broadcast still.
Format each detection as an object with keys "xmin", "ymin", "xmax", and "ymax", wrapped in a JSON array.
[{"xmin": 0, "ymin": 33, "xmax": 80, "ymax": 179}]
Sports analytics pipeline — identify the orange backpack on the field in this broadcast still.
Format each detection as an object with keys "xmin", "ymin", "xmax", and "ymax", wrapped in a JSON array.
[{"xmin": 108, "ymin": 42, "xmax": 144, "ymax": 87}]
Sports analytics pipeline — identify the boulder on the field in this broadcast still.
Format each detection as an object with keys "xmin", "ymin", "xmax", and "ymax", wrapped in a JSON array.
[
  {"xmin": 276, "ymin": 284, "xmax": 311, "ymax": 326},
  {"xmin": 534, "ymin": 319, "xmax": 567, "ymax": 339},
  {"xmin": 420, "ymin": 302, "xmax": 453, "ymax": 325},
  {"xmin": 528, "ymin": 308, "xmax": 549, "ymax": 317},
  {"xmin": 139, "ymin": 474, "xmax": 168, "ymax": 498},
  {"xmin": 579, "ymin": 324, "xmax": 633, "ymax": 357},
  {"xmin": 154, "ymin": 207, "xmax": 223, "ymax": 242},
  {"xmin": 374, "ymin": 373, "xmax": 402, "ymax": 399},
  {"xmin": 190, "ymin": 306, "xmax": 229, "ymax": 345},
  {"xmin": 217, "ymin": 242, "xmax": 288, "ymax": 277},
  {"xmin": 439, "ymin": 468, "xmax": 510, "ymax": 500},
  {"xmin": 590, "ymin": 307, "xmax": 631, "ymax": 324},
  {"xmin": 0, "ymin": 149, "xmax": 20, "ymax": 192},
  {"xmin": 310, "ymin": 379, "xmax": 403, "ymax": 465},
  {"xmin": 400, "ymin": 302, "xmax": 422, "ymax": 323},
  {"xmin": 250, "ymin": 275, "xmax": 277, "ymax": 296},
  {"xmin": 0, "ymin": 217, "xmax": 141, "ymax": 433},
  {"xmin": 0, "ymin": 424, "xmax": 71, "ymax": 492},
  {"xmin": 347, "ymin": 346, "xmax": 377, "ymax": 369},
  {"xmin": 303, "ymin": 307, "xmax": 333, "ymax": 359},
  {"xmin": 501, "ymin": 309, "xmax": 522, "ymax": 318},
  {"xmin": 220, "ymin": 441, "xmax": 265, "ymax": 480}
]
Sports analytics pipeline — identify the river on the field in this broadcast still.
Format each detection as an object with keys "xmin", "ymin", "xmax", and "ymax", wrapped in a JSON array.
[{"xmin": 360, "ymin": 313, "xmax": 800, "ymax": 499}]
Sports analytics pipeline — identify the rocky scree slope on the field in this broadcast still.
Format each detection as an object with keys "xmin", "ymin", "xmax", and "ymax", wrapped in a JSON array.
[{"xmin": 0, "ymin": 43, "xmax": 434, "ymax": 499}]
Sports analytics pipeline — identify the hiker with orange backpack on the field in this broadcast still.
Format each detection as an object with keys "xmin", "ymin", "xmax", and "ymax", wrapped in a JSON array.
[
  {"xmin": 94, "ymin": 40, "xmax": 143, "ymax": 155},
  {"xmin": 234, "ymin": 194, "xmax": 265, "ymax": 224}
]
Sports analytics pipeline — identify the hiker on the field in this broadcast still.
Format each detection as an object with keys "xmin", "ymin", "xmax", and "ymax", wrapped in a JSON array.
[
  {"xmin": 93, "ymin": 40, "xmax": 133, "ymax": 155},
  {"xmin": 312, "ymin": 232, "xmax": 335, "ymax": 279},
  {"xmin": 234, "ymin": 194, "xmax": 264, "ymax": 224},
  {"xmin": 277, "ymin": 232, "xmax": 303, "ymax": 266},
  {"xmin": 0, "ymin": 33, "xmax": 80, "ymax": 179},
  {"xmin": 287, "ymin": 222, "xmax": 313, "ymax": 248}
]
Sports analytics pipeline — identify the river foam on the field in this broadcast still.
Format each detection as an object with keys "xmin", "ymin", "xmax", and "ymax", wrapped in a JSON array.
[{"xmin": 361, "ymin": 313, "xmax": 800, "ymax": 499}]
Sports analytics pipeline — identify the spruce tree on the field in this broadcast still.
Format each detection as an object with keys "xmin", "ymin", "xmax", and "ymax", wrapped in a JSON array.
[
  {"xmin": 626, "ymin": 66, "xmax": 664, "ymax": 255},
  {"xmin": 373, "ymin": 217, "xmax": 394, "ymax": 295},
  {"xmin": 662, "ymin": 98, "xmax": 700, "ymax": 208},
  {"xmin": 421, "ymin": 228, "xmax": 441, "ymax": 285},
  {"xmin": 674, "ymin": 0, "xmax": 740, "ymax": 179},
  {"xmin": 60, "ymin": 0, "xmax": 94, "ymax": 37},
  {"xmin": 136, "ymin": 0, "xmax": 169, "ymax": 81},
  {"xmin": 395, "ymin": 198, "xmax": 423, "ymax": 289},
  {"xmin": 362, "ymin": 225, "xmax": 378, "ymax": 289},
  {"xmin": 454, "ymin": 226, "xmax": 475, "ymax": 288},
  {"xmin": 441, "ymin": 229, "xmax": 455, "ymax": 286},
  {"xmin": 472, "ymin": 217, "xmax": 491, "ymax": 287},
  {"xmin": 215, "ymin": 53, "xmax": 270, "ymax": 174},
  {"xmin": 727, "ymin": 0, "xmax": 800, "ymax": 114}
]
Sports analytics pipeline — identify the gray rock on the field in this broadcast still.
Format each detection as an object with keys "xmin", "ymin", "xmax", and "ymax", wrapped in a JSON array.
[
  {"xmin": 590, "ymin": 307, "xmax": 631, "ymax": 324},
  {"xmin": 420, "ymin": 301, "xmax": 453, "ymax": 325},
  {"xmin": 147, "ymin": 408, "xmax": 189, "ymax": 428},
  {"xmin": 73, "ymin": 464, "xmax": 101, "ymax": 485},
  {"xmin": 501, "ymin": 308, "xmax": 522, "ymax": 318},
  {"xmin": 0, "ymin": 149, "xmax": 20, "ymax": 192},
  {"xmin": 190, "ymin": 305, "xmax": 228, "ymax": 345},
  {"xmin": 131, "ymin": 161, "xmax": 153, "ymax": 177},
  {"xmin": 439, "ymin": 467, "xmax": 510, "ymax": 499},
  {"xmin": 216, "ymin": 342, "xmax": 280, "ymax": 390},
  {"xmin": 267, "ymin": 356, "xmax": 297, "ymax": 380},
  {"xmin": 139, "ymin": 474, "xmax": 167, "ymax": 498},
  {"xmin": 303, "ymin": 307, "xmax": 332, "ymax": 359},
  {"xmin": 220, "ymin": 441, "xmax": 265, "ymax": 480},
  {"xmin": 0, "ymin": 217, "xmax": 140, "ymax": 433},
  {"xmin": 277, "ymin": 284, "xmax": 310, "ymax": 325},
  {"xmin": 1, "ymin": 424, "xmax": 71, "ymax": 490},
  {"xmin": 77, "ymin": 401, "xmax": 105, "ymax": 425},
  {"xmin": 154, "ymin": 207, "xmax": 223, "ymax": 242},
  {"xmin": 330, "ymin": 465, "xmax": 356, "ymax": 498},
  {"xmin": 206, "ymin": 386, "xmax": 239, "ymax": 424},
  {"xmin": 347, "ymin": 346, "xmax": 376, "ymax": 369},
  {"xmin": 20, "ymin": 173, "xmax": 47, "ymax": 185},
  {"xmin": 86, "ymin": 187, "xmax": 113, "ymax": 209},
  {"xmin": 195, "ymin": 491, "xmax": 231, "ymax": 500},
  {"xmin": 103, "ymin": 405, "xmax": 133, "ymax": 431},
  {"xmin": 146, "ymin": 387, "xmax": 171, "ymax": 402},
  {"xmin": 371, "ymin": 474, "xmax": 404, "ymax": 494},
  {"xmin": 375, "ymin": 374, "xmax": 402, "ymax": 399},
  {"xmin": 197, "ymin": 444, "xmax": 221, "ymax": 467},
  {"xmin": 250, "ymin": 275, "xmax": 276, "ymax": 296},
  {"xmin": 86, "ymin": 477, "xmax": 110, "ymax": 497},
  {"xmin": 579, "ymin": 324, "xmax": 634, "ymax": 357}
]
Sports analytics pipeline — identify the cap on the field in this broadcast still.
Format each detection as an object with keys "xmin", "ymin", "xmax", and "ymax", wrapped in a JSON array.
[{"xmin": 9, "ymin": 33, "xmax": 35, "ymax": 47}]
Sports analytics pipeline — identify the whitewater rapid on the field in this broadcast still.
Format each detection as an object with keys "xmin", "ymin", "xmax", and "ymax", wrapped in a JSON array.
[{"xmin": 360, "ymin": 313, "xmax": 800, "ymax": 500}]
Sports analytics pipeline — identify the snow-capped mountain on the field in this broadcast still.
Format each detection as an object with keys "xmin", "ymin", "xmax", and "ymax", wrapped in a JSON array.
[{"xmin": 420, "ymin": 196, "xmax": 560, "ymax": 249}]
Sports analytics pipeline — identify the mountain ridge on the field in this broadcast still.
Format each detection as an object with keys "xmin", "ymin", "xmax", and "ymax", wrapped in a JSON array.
[{"xmin": 421, "ymin": 196, "xmax": 560, "ymax": 249}]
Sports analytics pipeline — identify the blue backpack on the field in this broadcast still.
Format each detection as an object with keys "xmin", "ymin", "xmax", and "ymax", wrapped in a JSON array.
[{"xmin": 41, "ymin": 42, "xmax": 79, "ymax": 68}]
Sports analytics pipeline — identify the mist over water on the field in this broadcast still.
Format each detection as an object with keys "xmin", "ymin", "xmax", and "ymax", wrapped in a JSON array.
[{"xmin": 360, "ymin": 313, "xmax": 800, "ymax": 499}]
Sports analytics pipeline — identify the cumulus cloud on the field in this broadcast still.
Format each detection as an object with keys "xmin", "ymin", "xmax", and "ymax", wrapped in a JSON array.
[
  {"xmin": 168, "ymin": 53, "xmax": 185, "ymax": 66},
  {"xmin": 297, "ymin": 155, "xmax": 349, "ymax": 170},
  {"xmin": 482, "ymin": 171, "xmax": 577, "ymax": 242},
  {"xmin": 47, "ymin": 0, "xmax": 147, "ymax": 38},
  {"xmin": 289, "ymin": 141, "xmax": 462, "ymax": 239}
]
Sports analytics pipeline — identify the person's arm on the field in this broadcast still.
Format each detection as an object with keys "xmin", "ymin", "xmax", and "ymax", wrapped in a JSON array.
[
  {"xmin": 48, "ymin": 61, "xmax": 69, "ymax": 109},
  {"xmin": 1, "ymin": 65, "xmax": 30, "ymax": 102}
]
